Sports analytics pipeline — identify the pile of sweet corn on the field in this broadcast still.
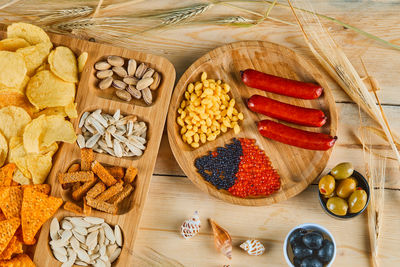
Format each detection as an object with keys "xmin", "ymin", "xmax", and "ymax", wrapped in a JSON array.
[{"xmin": 177, "ymin": 72, "xmax": 244, "ymax": 148}]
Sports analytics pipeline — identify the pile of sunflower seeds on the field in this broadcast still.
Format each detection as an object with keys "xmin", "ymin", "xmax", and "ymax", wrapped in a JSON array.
[
  {"xmin": 49, "ymin": 217, "xmax": 122, "ymax": 267},
  {"xmin": 77, "ymin": 109, "xmax": 147, "ymax": 157},
  {"xmin": 94, "ymin": 55, "xmax": 161, "ymax": 105}
]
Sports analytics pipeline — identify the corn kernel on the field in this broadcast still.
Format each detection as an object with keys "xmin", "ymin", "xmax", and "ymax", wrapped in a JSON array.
[
  {"xmin": 186, "ymin": 130, "xmax": 195, "ymax": 137},
  {"xmin": 201, "ymin": 125, "xmax": 207, "ymax": 133},
  {"xmin": 185, "ymin": 91, "xmax": 190, "ymax": 100},
  {"xmin": 215, "ymin": 114, "xmax": 221, "ymax": 120},
  {"xmin": 187, "ymin": 124, "xmax": 193, "ymax": 130},
  {"xmin": 207, "ymin": 134, "xmax": 216, "ymax": 141},
  {"xmin": 187, "ymin": 83, "xmax": 194, "ymax": 93},
  {"xmin": 180, "ymin": 110, "xmax": 186, "ymax": 118},
  {"xmin": 217, "ymin": 80, "xmax": 222, "ymax": 84},
  {"xmin": 180, "ymin": 100, "xmax": 186, "ymax": 109},
  {"xmin": 187, "ymin": 135, "xmax": 193, "ymax": 144},
  {"xmin": 195, "ymin": 90, "xmax": 202, "ymax": 97},
  {"xmin": 194, "ymin": 133, "xmax": 200, "ymax": 143},
  {"xmin": 206, "ymin": 128, "xmax": 212, "ymax": 135},
  {"xmin": 190, "ymin": 94, "xmax": 197, "ymax": 102},
  {"xmin": 193, "ymin": 98, "xmax": 201, "ymax": 107},
  {"xmin": 214, "ymin": 130, "xmax": 221, "ymax": 136},
  {"xmin": 232, "ymin": 108, "xmax": 238, "ymax": 115},
  {"xmin": 200, "ymin": 113, "xmax": 208, "ymax": 120},
  {"xmin": 221, "ymin": 125, "xmax": 227, "ymax": 133},
  {"xmin": 182, "ymin": 135, "xmax": 187, "ymax": 142},
  {"xmin": 211, "ymin": 125, "xmax": 217, "ymax": 132},
  {"xmin": 194, "ymin": 83, "xmax": 203, "ymax": 91},
  {"xmin": 238, "ymin": 112, "xmax": 244, "ymax": 120},
  {"xmin": 200, "ymin": 133, "xmax": 206, "ymax": 143},
  {"xmin": 184, "ymin": 117, "xmax": 191, "ymax": 125},
  {"xmin": 177, "ymin": 108, "xmax": 183, "ymax": 114},
  {"xmin": 202, "ymin": 80, "xmax": 209, "ymax": 88},
  {"xmin": 229, "ymin": 99, "xmax": 235, "ymax": 107},
  {"xmin": 193, "ymin": 126, "xmax": 198, "ymax": 132},
  {"xmin": 234, "ymin": 124, "xmax": 240, "ymax": 134},
  {"xmin": 206, "ymin": 118, "xmax": 212, "ymax": 127},
  {"xmin": 200, "ymin": 120, "xmax": 206, "ymax": 125},
  {"xmin": 209, "ymin": 82, "xmax": 215, "ymax": 90},
  {"xmin": 227, "ymin": 106, "xmax": 233, "ymax": 117},
  {"xmin": 180, "ymin": 127, "xmax": 187, "ymax": 135},
  {"xmin": 177, "ymin": 117, "xmax": 184, "ymax": 126},
  {"xmin": 191, "ymin": 142, "xmax": 199, "ymax": 148},
  {"xmin": 223, "ymin": 118, "xmax": 230, "ymax": 128},
  {"xmin": 201, "ymin": 72, "xmax": 207, "ymax": 81},
  {"xmin": 231, "ymin": 116, "xmax": 238, "ymax": 122}
]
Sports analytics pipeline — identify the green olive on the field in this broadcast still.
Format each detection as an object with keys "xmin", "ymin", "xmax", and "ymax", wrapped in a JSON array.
[
  {"xmin": 336, "ymin": 178, "xmax": 357, "ymax": 198},
  {"xmin": 348, "ymin": 189, "xmax": 367, "ymax": 213},
  {"xmin": 327, "ymin": 197, "xmax": 348, "ymax": 216},
  {"xmin": 331, "ymin": 162, "xmax": 354, "ymax": 179},
  {"xmin": 319, "ymin": 175, "xmax": 336, "ymax": 196}
]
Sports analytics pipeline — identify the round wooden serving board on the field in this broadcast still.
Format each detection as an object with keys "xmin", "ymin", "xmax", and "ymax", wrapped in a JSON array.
[{"xmin": 167, "ymin": 41, "xmax": 338, "ymax": 206}]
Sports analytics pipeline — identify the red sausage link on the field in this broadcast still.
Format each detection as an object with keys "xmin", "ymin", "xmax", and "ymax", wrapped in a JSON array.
[
  {"xmin": 248, "ymin": 95, "xmax": 327, "ymax": 127},
  {"xmin": 258, "ymin": 120, "xmax": 337, "ymax": 151},
  {"xmin": 241, "ymin": 69, "xmax": 323, "ymax": 99}
]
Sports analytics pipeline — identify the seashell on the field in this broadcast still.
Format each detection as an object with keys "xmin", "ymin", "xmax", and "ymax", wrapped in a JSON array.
[
  {"xmin": 99, "ymin": 77, "xmax": 113, "ymax": 90},
  {"xmin": 114, "ymin": 225, "xmax": 122, "ymax": 247},
  {"xmin": 115, "ymin": 90, "xmax": 132, "ymax": 102},
  {"xmin": 102, "ymin": 223, "xmax": 115, "ymax": 244},
  {"xmin": 96, "ymin": 70, "xmax": 113, "ymax": 79},
  {"xmin": 127, "ymin": 59, "xmax": 137, "ymax": 76},
  {"xmin": 95, "ymin": 61, "xmax": 111, "ymax": 71},
  {"xmin": 112, "ymin": 66, "xmax": 128, "ymax": 78},
  {"xmin": 180, "ymin": 211, "xmax": 201, "ymax": 239},
  {"xmin": 62, "ymin": 220, "xmax": 73, "ymax": 230},
  {"xmin": 84, "ymin": 217, "xmax": 104, "ymax": 225},
  {"xmin": 136, "ymin": 77, "xmax": 154, "ymax": 91},
  {"xmin": 112, "ymin": 80, "xmax": 127, "ymax": 90},
  {"xmin": 142, "ymin": 68, "xmax": 155, "ymax": 78},
  {"xmin": 126, "ymin": 85, "xmax": 142, "ymax": 99},
  {"xmin": 135, "ymin": 63, "xmax": 147, "ymax": 79},
  {"xmin": 85, "ymin": 133, "xmax": 101, "ymax": 148},
  {"xmin": 109, "ymin": 247, "xmax": 121, "ymax": 263},
  {"xmin": 53, "ymin": 250, "xmax": 68, "ymax": 263},
  {"xmin": 77, "ymin": 134, "xmax": 86, "ymax": 148},
  {"xmin": 150, "ymin": 72, "xmax": 161, "ymax": 90},
  {"xmin": 123, "ymin": 77, "xmax": 138, "ymax": 85},
  {"xmin": 239, "ymin": 240, "xmax": 265, "ymax": 256},
  {"xmin": 142, "ymin": 87, "xmax": 152, "ymax": 105},
  {"xmin": 209, "ymin": 219, "xmax": 232, "ymax": 259},
  {"xmin": 50, "ymin": 218, "xmax": 60, "ymax": 240},
  {"xmin": 107, "ymin": 56, "xmax": 124, "ymax": 67},
  {"xmin": 79, "ymin": 112, "xmax": 90, "ymax": 128}
]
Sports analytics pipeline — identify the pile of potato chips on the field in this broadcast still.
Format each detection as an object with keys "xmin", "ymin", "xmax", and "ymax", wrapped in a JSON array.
[{"xmin": 0, "ymin": 22, "xmax": 88, "ymax": 185}]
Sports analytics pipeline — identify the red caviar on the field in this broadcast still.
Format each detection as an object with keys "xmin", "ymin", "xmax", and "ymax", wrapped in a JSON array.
[{"xmin": 228, "ymin": 138, "xmax": 281, "ymax": 198}]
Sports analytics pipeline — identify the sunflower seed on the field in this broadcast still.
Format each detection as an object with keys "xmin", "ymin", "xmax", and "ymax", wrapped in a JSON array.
[
  {"xmin": 79, "ymin": 112, "xmax": 90, "ymax": 128},
  {"xmin": 115, "ymin": 90, "xmax": 132, "ymax": 101},
  {"xmin": 112, "ymin": 66, "xmax": 128, "ymax": 78},
  {"xmin": 107, "ymin": 56, "xmax": 124, "ymax": 67},
  {"xmin": 112, "ymin": 80, "xmax": 126, "ymax": 90},
  {"xmin": 92, "ymin": 112, "xmax": 108, "ymax": 128},
  {"xmin": 98, "ymin": 77, "xmax": 113, "ymax": 90},
  {"xmin": 85, "ymin": 133, "xmax": 101, "ymax": 148},
  {"xmin": 128, "ymin": 138, "xmax": 146, "ymax": 150},
  {"xmin": 77, "ymin": 134, "xmax": 85, "ymax": 148},
  {"xmin": 142, "ymin": 87, "xmax": 152, "ymax": 105},
  {"xmin": 114, "ymin": 225, "xmax": 122, "ymax": 247},
  {"xmin": 110, "ymin": 248, "xmax": 121, "ymax": 263},
  {"xmin": 135, "ymin": 63, "xmax": 147, "ymax": 79},
  {"xmin": 94, "ymin": 61, "xmax": 111, "ymax": 71},
  {"xmin": 150, "ymin": 72, "xmax": 161, "ymax": 90},
  {"xmin": 126, "ymin": 85, "xmax": 141, "ymax": 99},
  {"xmin": 111, "ymin": 133, "xmax": 128, "ymax": 143},
  {"xmin": 126, "ymin": 142, "xmax": 142, "ymax": 156},
  {"xmin": 96, "ymin": 70, "xmax": 113, "ymax": 79},
  {"xmin": 50, "ymin": 218, "xmax": 60, "ymax": 240},
  {"xmin": 113, "ymin": 139, "xmax": 123, "ymax": 158},
  {"xmin": 127, "ymin": 121, "xmax": 133, "ymax": 136},
  {"xmin": 127, "ymin": 59, "xmax": 137, "ymax": 76},
  {"xmin": 123, "ymin": 76, "xmax": 138, "ymax": 85},
  {"xmin": 88, "ymin": 118, "xmax": 105, "ymax": 135},
  {"xmin": 119, "ymin": 115, "xmax": 137, "ymax": 124},
  {"xmin": 136, "ymin": 77, "xmax": 154, "ymax": 91}
]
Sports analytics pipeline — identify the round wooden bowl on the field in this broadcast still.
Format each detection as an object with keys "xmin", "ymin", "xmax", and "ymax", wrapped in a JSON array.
[{"xmin": 167, "ymin": 41, "xmax": 338, "ymax": 206}]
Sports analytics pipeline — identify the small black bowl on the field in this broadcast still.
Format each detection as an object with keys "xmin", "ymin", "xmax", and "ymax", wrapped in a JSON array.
[{"xmin": 318, "ymin": 170, "xmax": 370, "ymax": 219}]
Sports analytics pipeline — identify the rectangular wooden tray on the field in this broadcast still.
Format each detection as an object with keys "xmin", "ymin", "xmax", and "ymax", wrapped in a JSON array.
[{"xmin": 0, "ymin": 30, "xmax": 176, "ymax": 265}]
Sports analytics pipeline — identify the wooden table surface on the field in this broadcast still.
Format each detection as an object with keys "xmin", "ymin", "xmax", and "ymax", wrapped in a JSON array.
[{"xmin": 118, "ymin": 1, "xmax": 400, "ymax": 266}]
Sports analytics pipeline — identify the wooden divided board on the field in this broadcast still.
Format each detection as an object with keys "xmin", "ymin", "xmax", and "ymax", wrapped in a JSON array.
[
  {"xmin": 167, "ymin": 41, "xmax": 338, "ymax": 206},
  {"xmin": 0, "ymin": 30, "xmax": 176, "ymax": 265}
]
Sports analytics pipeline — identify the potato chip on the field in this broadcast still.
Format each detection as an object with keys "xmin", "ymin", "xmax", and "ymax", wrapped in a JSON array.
[
  {"xmin": 26, "ymin": 70, "xmax": 75, "ymax": 109},
  {"xmin": 0, "ymin": 132, "xmax": 7, "ymax": 167},
  {"xmin": 0, "ymin": 217, "xmax": 20, "ymax": 254},
  {"xmin": 0, "ymin": 91, "xmax": 36, "ymax": 117},
  {"xmin": 21, "ymin": 184, "xmax": 50, "ymax": 195},
  {"xmin": 16, "ymin": 42, "xmax": 52, "ymax": 76},
  {"xmin": 0, "ymin": 235, "xmax": 23, "ymax": 260},
  {"xmin": 77, "ymin": 52, "xmax": 88, "ymax": 73},
  {"xmin": 8, "ymin": 137, "xmax": 30, "ymax": 179},
  {"xmin": 41, "ymin": 115, "xmax": 76, "ymax": 147},
  {"xmin": 64, "ymin": 102, "xmax": 78, "ymax": 119},
  {"xmin": 38, "ymin": 142, "xmax": 58, "ymax": 157},
  {"xmin": 0, "ymin": 164, "xmax": 15, "ymax": 187},
  {"xmin": 0, "ymin": 187, "xmax": 22, "ymax": 219},
  {"xmin": 0, "ymin": 75, "xmax": 30, "ymax": 96},
  {"xmin": 0, "ymin": 51, "xmax": 26, "ymax": 89},
  {"xmin": 26, "ymin": 153, "xmax": 52, "ymax": 184},
  {"xmin": 0, "ymin": 38, "xmax": 30, "ymax": 52},
  {"xmin": 0, "ymin": 253, "xmax": 35, "ymax": 267},
  {"xmin": 22, "ymin": 115, "xmax": 44, "ymax": 154},
  {"xmin": 12, "ymin": 170, "xmax": 31, "ymax": 186},
  {"xmin": 36, "ymin": 62, "xmax": 50, "ymax": 72},
  {"xmin": 7, "ymin": 22, "xmax": 51, "ymax": 45},
  {"xmin": 32, "ymin": 106, "xmax": 67, "ymax": 118},
  {"xmin": 0, "ymin": 106, "xmax": 31, "ymax": 141},
  {"xmin": 48, "ymin": 46, "xmax": 78, "ymax": 83},
  {"xmin": 21, "ymin": 187, "xmax": 62, "ymax": 244}
]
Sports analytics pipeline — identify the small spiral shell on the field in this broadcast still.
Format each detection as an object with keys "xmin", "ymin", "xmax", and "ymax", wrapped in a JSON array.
[
  {"xmin": 240, "ymin": 240, "xmax": 265, "ymax": 256},
  {"xmin": 180, "ymin": 211, "xmax": 201, "ymax": 239}
]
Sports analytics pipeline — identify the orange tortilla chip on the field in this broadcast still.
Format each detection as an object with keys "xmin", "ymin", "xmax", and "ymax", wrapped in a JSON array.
[
  {"xmin": 21, "ymin": 187, "xmax": 62, "ymax": 245},
  {"xmin": 63, "ymin": 201, "xmax": 83, "ymax": 215},
  {"xmin": 124, "ymin": 166, "xmax": 138, "ymax": 184},
  {"xmin": 0, "ymin": 187, "xmax": 22, "ymax": 219},
  {"xmin": 21, "ymin": 184, "xmax": 50, "ymax": 195},
  {"xmin": 0, "ymin": 253, "xmax": 35, "ymax": 267},
  {"xmin": 0, "ymin": 218, "xmax": 20, "ymax": 254},
  {"xmin": 0, "ymin": 164, "xmax": 16, "ymax": 187},
  {"xmin": 0, "ymin": 212, "xmax": 6, "ymax": 221},
  {"xmin": 80, "ymin": 148, "xmax": 94, "ymax": 171},
  {"xmin": 0, "ymin": 235, "xmax": 23, "ymax": 260}
]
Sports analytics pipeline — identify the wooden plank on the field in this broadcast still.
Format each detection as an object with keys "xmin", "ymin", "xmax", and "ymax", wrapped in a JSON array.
[{"xmin": 135, "ymin": 175, "xmax": 400, "ymax": 266}]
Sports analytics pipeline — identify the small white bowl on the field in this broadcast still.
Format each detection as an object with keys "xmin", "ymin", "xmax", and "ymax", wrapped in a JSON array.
[{"xmin": 283, "ymin": 223, "xmax": 336, "ymax": 267}]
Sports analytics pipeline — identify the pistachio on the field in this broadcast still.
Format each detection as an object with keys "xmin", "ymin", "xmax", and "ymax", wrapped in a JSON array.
[
  {"xmin": 142, "ymin": 68, "xmax": 155, "ymax": 78},
  {"xmin": 107, "ymin": 55, "xmax": 124, "ymax": 67},
  {"xmin": 115, "ymin": 90, "xmax": 132, "ymax": 102},
  {"xmin": 150, "ymin": 72, "xmax": 161, "ymax": 90},
  {"xmin": 126, "ymin": 85, "xmax": 142, "ymax": 99},
  {"xmin": 142, "ymin": 87, "xmax": 152, "ymax": 105},
  {"xmin": 96, "ymin": 70, "xmax": 113, "ymax": 79},
  {"xmin": 136, "ymin": 77, "xmax": 154, "ymax": 91},
  {"xmin": 112, "ymin": 80, "xmax": 126, "ymax": 90},
  {"xmin": 127, "ymin": 59, "xmax": 137, "ymax": 76},
  {"xmin": 112, "ymin": 66, "xmax": 127, "ymax": 78},
  {"xmin": 123, "ymin": 77, "xmax": 138, "ymax": 85},
  {"xmin": 98, "ymin": 77, "xmax": 113, "ymax": 90},
  {"xmin": 135, "ymin": 63, "xmax": 147, "ymax": 79},
  {"xmin": 94, "ymin": 61, "xmax": 111, "ymax": 71}
]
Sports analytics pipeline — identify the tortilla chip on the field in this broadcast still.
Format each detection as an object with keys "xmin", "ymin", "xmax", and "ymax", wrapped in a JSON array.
[
  {"xmin": 0, "ymin": 187, "xmax": 22, "ymax": 219},
  {"xmin": 0, "ymin": 235, "xmax": 23, "ymax": 260},
  {"xmin": 0, "ymin": 218, "xmax": 20, "ymax": 254},
  {"xmin": 21, "ymin": 184, "xmax": 50, "ymax": 195},
  {"xmin": 0, "ymin": 253, "xmax": 35, "ymax": 267},
  {"xmin": 0, "ymin": 212, "xmax": 6, "ymax": 221},
  {"xmin": 21, "ymin": 187, "xmax": 62, "ymax": 245},
  {"xmin": 0, "ymin": 164, "xmax": 16, "ymax": 187},
  {"xmin": 12, "ymin": 169, "xmax": 31, "ymax": 186}
]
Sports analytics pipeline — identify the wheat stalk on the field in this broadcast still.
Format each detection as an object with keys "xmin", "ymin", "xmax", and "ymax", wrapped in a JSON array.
[{"xmin": 158, "ymin": 3, "xmax": 211, "ymax": 25}]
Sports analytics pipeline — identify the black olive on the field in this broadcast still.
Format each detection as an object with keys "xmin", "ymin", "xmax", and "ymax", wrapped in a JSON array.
[
  {"xmin": 317, "ymin": 239, "xmax": 335, "ymax": 263},
  {"xmin": 293, "ymin": 257, "xmax": 302, "ymax": 267},
  {"xmin": 302, "ymin": 232, "xmax": 323, "ymax": 250},
  {"xmin": 289, "ymin": 228, "xmax": 308, "ymax": 246},
  {"xmin": 300, "ymin": 257, "xmax": 323, "ymax": 267},
  {"xmin": 292, "ymin": 243, "xmax": 313, "ymax": 260}
]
